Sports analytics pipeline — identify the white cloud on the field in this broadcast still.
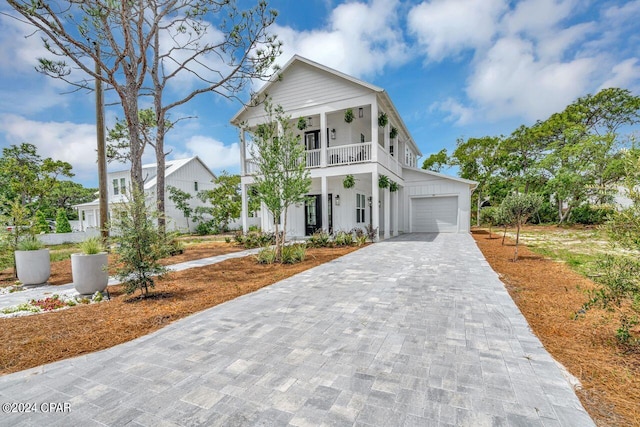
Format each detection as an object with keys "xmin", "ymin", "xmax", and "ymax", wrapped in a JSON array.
[
  {"xmin": 431, "ymin": 98, "xmax": 475, "ymax": 125},
  {"xmin": 467, "ymin": 37, "xmax": 597, "ymax": 121},
  {"xmin": 0, "ymin": 114, "xmax": 100, "ymax": 181},
  {"xmin": 599, "ymin": 58, "xmax": 640, "ymax": 91},
  {"xmin": 174, "ymin": 136, "xmax": 239, "ymax": 172},
  {"xmin": 272, "ymin": 0, "xmax": 408, "ymax": 78},
  {"xmin": 407, "ymin": 0, "xmax": 507, "ymax": 61},
  {"xmin": 503, "ymin": 0, "xmax": 577, "ymax": 37}
]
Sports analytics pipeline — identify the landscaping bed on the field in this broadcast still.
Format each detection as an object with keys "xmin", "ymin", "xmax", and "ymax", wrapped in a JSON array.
[
  {"xmin": 0, "ymin": 245, "xmax": 360, "ymax": 375},
  {"xmin": 472, "ymin": 228, "xmax": 639, "ymax": 427},
  {"xmin": 0, "ymin": 241, "xmax": 245, "ymax": 288}
]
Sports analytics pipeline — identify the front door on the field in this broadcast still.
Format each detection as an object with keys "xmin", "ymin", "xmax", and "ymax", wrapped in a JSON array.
[{"xmin": 305, "ymin": 195, "xmax": 322, "ymax": 235}]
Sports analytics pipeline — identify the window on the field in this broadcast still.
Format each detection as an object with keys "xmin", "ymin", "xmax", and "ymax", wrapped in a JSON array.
[
  {"xmin": 390, "ymin": 144, "xmax": 394, "ymax": 157},
  {"xmin": 120, "ymin": 178, "xmax": 126, "ymax": 194},
  {"xmin": 194, "ymin": 181, "xmax": 198, "ymax": 192},
  {"xmin": 356, "ymin": 194, "xmax": 366, "ymax": 223},
  {"xmin": 113, "ymin": 179, "xmax": 119, "ymax": 195}
]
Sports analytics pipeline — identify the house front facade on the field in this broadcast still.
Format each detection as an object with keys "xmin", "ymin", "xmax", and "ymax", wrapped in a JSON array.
[
  {"xmin": 231, "ymin": 56, "xmax": 476, "ymax": 240},
  {"xmin": 74, "ymin": 156, "xmax": 215, "ymax": 232}
]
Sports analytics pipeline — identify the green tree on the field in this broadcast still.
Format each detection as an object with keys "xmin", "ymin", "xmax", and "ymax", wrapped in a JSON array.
[
  {"xmin": 500, "ymin": 193, "xmax": 542, "ymax": 261},
  {"xmin": 45, "ymin": 181, "xmax": 97, "ymax": 220},
  {"xmin": 7, "ymin": 0, "xmax": 281, "ymax": 228},
  {"xmin": 0, "ymin": 143, "xmax": 73, "ymax": 215},
  {"xmin": 109, "ymin": 189, "xmax": 167, "ymax": 297},
  {"xmin": 197, "ymin": 172, "xmax": 241, "ymax": 232},
  {"xmin": 55, "ymin": 209, "xmax": 72, "ymax": 233},
  {"xmin": 0, "ymin": 199, "xmax": 34, "ymax": 278},
  {"xmin": 451, "ymin": 136, "xmax": 505, "ymax": 226},
  {"xmin": 167, "ymin": 186, "xmax": 193, "ymax": 232},
  {"xmin": 421, "ymin": 149, "xmax": 449, "ymax": 172},
  {"xmin": 33, "ymin": 211, "xmax": 49, "ymax": 234},
  {"xmin": 250, "ymin": 101, "xmax": 311, "ymax": 260},
  {"xmin": 480, "ymin": 206, "xmax": 502, "ymax": 239}
]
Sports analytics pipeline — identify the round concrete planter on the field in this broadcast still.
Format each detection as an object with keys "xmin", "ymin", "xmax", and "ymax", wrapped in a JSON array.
[
  {"xmin": 71, "ymin": 252, "xmax": 108, "ymax": 295},
  {"xmin": 15, "ymin": 249, "xmax": 51, "ymax": 285}
]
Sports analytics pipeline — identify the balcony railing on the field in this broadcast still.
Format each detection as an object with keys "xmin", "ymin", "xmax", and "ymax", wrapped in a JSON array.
[
  {"xmin": 244, "ymin": 142, "xmax": 383, "ymax": 175},
  {"xmin": 327, "ymin": 142, "xmax": 371, "ymax": 166}
]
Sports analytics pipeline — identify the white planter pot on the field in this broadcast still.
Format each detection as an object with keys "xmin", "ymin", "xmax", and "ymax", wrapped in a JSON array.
[
  {"xmin": 15, "ymin": 249, "xmax": 51, "ymax": 285},
  {"xmin": 71, "ymin": 252, "xmax": 109, "ymax": 295}
]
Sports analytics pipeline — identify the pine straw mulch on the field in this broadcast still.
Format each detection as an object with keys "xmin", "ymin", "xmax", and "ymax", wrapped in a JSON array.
[
  {"xmin": 0, "ymin": 245, "xmax": 361, "ymax": 376},
  {"xmin": 0, "ymin": 241, "xmax": 246, "ymax": 288},
  {"xmin": 472, "ymin": 229, "xmax": 640, "ymax": 427}
]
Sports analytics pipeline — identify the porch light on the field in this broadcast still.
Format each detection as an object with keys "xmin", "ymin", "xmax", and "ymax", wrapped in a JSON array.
[
  {"xmin": 308, "ymin": 117, "xmax": 313, "ymax": 126},
  {"xmin": 358, "ymin": 107, "xmax": 363, "ymax": 118},
  {"xmin": 335, "ymin": 195, "xmax": 340, "ymax": 206},
  {"xmin": 330, "ymin": 128, "xmax": 336, "ymax": 139},
  {"xmin": 367, "ymin": 196, "xmax": 372, "ymax": 206}
]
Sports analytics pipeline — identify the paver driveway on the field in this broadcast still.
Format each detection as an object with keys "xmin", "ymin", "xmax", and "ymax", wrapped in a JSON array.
[{"xmin": 0, "ymin": 233, "xmax": 594, "ymax": 426}]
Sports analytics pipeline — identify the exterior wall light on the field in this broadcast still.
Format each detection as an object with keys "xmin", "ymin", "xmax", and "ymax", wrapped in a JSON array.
[
  {"xmin": 367, "ymin": 196, "xmax": 372, "ymax": 206},
  {"xmin": 330, "ymin": 128, "xmax": 336, "ymax": 139},
  {"xmin": 335, "ymin": 195, "xmax": 340, "ymax": 206},
  {"xmin": 358, "ymin": 107, "xmax": 364, "ymax": 118}
]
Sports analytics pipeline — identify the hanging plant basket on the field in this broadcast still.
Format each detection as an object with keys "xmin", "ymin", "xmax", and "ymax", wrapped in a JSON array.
[
  {"xmin": 344, "ymin": 108, "xmax": 354, "ymax": 124},
  {"xmin": 343, "ymin": 174, "xmax": 355, "ymax": 189},
  {"xmin": 389, "ymin": 181, "xmax": 398, "ymax": 192},
  {"xmin": 390, "ymin": 126, "xmax": 398, "ymax": 139},
  {"xmin": 378, "ymin": 174, "xmax": 390, "ymax": 189},
  {"xmin": 297, "ymin": 117, "xmax": 307, "ymax": 130},
  {"xmin": 378, "ymin": 112, "xmax": 388, "ymax": 127}
]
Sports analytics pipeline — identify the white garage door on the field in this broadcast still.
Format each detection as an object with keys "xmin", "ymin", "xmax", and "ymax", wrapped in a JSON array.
[{"xmin": 411, "ymin": 196, "xmax": 458, "ymax": 232}]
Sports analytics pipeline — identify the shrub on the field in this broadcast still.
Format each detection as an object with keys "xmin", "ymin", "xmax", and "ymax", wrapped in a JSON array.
[
  {"xmin": 307, "ymin": 230, "xmax": 331, "ymax": 248},
  {"xmin": 570, "ymin": 204, "xmax": 614, "ymax": 225},
  {"xmin": 333, "ymin": 231, "xmax": 353, "ymax": 246},
  {"xmin": 224, "ymin": 237, "xmax": 231, "ymax": 244},
  {"xmin": 34, "ymin": 211, "xmax": 49, "ymax": 234},
  {"xmin": 195, "ymin": 221, "xmax": 216, "ymax": 236},
  {"xmin": 162, "ymin": 232, "xmax": 185, "ymax": 256},
  {"xmin": 248, "ymin": 225, "xmax": 260, "ymax": 232},
  {"xmin": 365, "ymin": 224, "xmax": 378, "ymax": 242},
  {"xmin": 55, "ymin": 209, "xmax": 72, "ymax": 233},
  {"xmin": 352, "ymin": 228, "xmax": 368, "ymax": 246},
  {"xmin": 281, "ymin": 243, "xmax": 307, "ymax": 264},
  {"xmin": 255, "ymin": 247, "xmax": 277, "ymax": 264}
]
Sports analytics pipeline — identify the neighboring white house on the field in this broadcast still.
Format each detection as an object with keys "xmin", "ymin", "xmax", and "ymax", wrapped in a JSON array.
[
  {"xmin": 231, "ymin": 55, "xmax": 477, "ymax": 239},
  {"xmin": 73, "ymin": 156, "xmax": 215, "ymax": 232}
]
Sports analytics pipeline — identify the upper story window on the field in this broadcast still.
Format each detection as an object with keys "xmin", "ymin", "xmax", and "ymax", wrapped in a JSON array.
[
  {"xmin": 194, "ymin": 181, "xmax": 198, "ymax": 192},
  {"xmin": 120, "ymin": 178, "xmax": 126, "ymax": 194},
  {"xmin": 405, "ymin": 147, "xmax": 416, "ymax": 168},
  {"xmin": 113, "ymin": 178, "xmax": 119, "ymax": 195}
]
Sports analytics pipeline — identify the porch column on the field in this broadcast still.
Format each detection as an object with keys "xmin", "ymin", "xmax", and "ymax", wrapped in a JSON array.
[
  {"xmin": 320, "ymin": 112, "xmax": 327, "ymax": 167},
  {"xmin": 321, "ymin": 175, "xmax": 329, "ymax": 233},
  {"xmin": 383, "ymin": 187, "xmax": 390, "ymax": 239},
  {"xmin": 260, "ymin": 201, "xmax": 269, "ymax": 232},
  {"xmin": 393, "ymin": 188, "xmax": 399, "ymax": 236},
  {"xmin": 371, "ymin": 100, "xmax": 378, "ymax": 163},
  {"xmin": 94, "ymin": 209, "xmax": 99, "ymax": 227},
  {"xmin": 240, "ymin": 130, "xmax": 246, "ymax": 176},
  {"xmin": 371, "ymin": 170, "xmax": 379, "ymax": 241},
  {"xmin": 241, "ymin": 182, "xmax": 248, "ymax": 233},
  {"xmin": 384, "ymin": 122, "xmax": 390, "ymax": 152},
  {"xmin": 78, "ymin": 208, "xmax": 84, "ymax": 231}
]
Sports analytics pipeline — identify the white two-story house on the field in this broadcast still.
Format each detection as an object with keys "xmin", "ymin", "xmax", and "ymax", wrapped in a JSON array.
[
  {"xmin": 74, "ymin": 156, "xmax": 215, "ymax": 232},
  {"xmin": 231, "ymin": 56, "xmax": 476, "ymax": 239}
]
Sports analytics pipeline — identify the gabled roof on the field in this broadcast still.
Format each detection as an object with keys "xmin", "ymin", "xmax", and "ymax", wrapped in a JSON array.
[
  {"xmin": 229, "ymin": 55, "xmax": 421, "ymax": 156},
  {"xmin": 403, "ymin": 166, "xmax": 478, "ymax": 187},
  {"xmin": 143, "ymin": 156, "xmax": 215, "ymax": 190}
]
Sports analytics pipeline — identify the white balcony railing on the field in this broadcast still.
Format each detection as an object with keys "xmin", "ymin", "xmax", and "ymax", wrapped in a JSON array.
[
  {"xmin": 306, "ymin": 149, "xmax": 321, "ymax": 168},
  {"xmin": 377, "ymin": 145, "xmax": 402, "ymax": 176},
  {"xmin": 327, "ymin": 142, "xmax": 371, "ymax": 166}
]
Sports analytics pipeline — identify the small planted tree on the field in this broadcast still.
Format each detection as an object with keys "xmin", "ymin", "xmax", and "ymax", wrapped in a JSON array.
[
  {"xmin": 167, "ymin": 186, "xmax": 193, "ymax": 232},
  {"xmin": 580, "ymin": 150, "xmax": 640, "ymax": 343},
  {"xmin": 55, "ymin": 209, "xmax": 72, "ymax": 233},
  {"xmin": 480, "ymin": 206, "xmax": 501, "ymax": 239},
  {"xmin": 197, "ymin": 172, "xmax": 242, "ymax": 232},
  {"xmin": 109, "ymin": 189, "xmax": 167, "ymax": 297},
  {"xmin": 500, "ymin": 193, "xmax": 542, "ymax": 261},
  {"xmin": 250, "ymin": 101, "xmax": 311, "ymax": 261},
  {"xmin": 34, "ymin": 211, "xmax": 49, "ymax": 234}
]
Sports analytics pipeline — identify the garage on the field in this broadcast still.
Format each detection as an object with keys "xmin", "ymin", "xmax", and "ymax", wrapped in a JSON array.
[{"xmin": 411, "ymin": 196, "xmax": 459, "ymax": 232}]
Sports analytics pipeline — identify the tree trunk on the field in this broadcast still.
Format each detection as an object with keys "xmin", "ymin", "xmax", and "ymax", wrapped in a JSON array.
[
  {"xmin": 514, "ymin": 222, "xmax": 521, "ymax": 262},
  {"xmin": 152, "ymin": 29, "xmax": 166, "ymax": 235},
  {"xmin": 476, "ymin": 188, "xmax": 482, "ymax": 227}
]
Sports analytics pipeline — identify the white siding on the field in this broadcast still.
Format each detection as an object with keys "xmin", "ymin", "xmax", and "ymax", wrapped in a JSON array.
[
  {"xmin": 164, "ymin": 158, "xmax": 215, "ymax": 232},
  {"xmin": 240, "ymin": 62, "xmax": 371, "ymax": 123}
]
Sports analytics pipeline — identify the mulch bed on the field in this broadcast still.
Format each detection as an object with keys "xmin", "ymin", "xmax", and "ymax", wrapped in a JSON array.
[
  {"xmin": 472, "ymin": 229, "xmax": 640, "ymax": 427},
  {"xmin": 0, "ymin": 241, "xmax": 245, "ymax": 287},
  {"xmin": 0, "ymin": 245, "xmax": 361, "ymax": 376}
]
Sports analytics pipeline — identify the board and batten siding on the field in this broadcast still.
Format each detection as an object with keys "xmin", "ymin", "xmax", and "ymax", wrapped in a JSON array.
[
  {"xmin": 240, "ymin": 62, "xmax": 372, "ymax": 123},
  {"xmin": 401, "ymin": 168, "xmax": 473, "ymax": 233}
]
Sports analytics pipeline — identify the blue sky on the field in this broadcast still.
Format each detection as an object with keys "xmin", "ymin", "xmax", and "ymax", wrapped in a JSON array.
[{"xmin": 0, "ymin": 0, "xmax": 639, "ymax": 187}]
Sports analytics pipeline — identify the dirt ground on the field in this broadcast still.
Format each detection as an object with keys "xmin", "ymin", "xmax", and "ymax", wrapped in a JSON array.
[
  {"xmin": 0, "ymin": 245, "xmax": 361, "ymax": 376},
  {"xmin": 472, "ymin": 228, "xmax": 640, "ymax": 427}
]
